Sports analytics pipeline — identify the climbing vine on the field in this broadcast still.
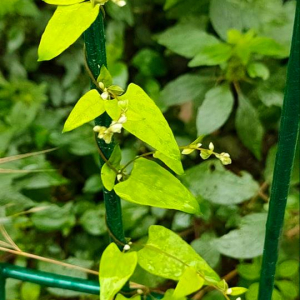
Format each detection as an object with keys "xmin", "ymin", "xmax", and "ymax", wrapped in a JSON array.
[{"xmin": 38, "ymin": 0, "xmax": 247, "ymax": 299}]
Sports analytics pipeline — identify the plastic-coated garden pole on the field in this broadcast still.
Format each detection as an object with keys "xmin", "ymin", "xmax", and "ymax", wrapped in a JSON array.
[
  {"xmin": 84, "ymin": 13, "xmax": 127, "ymax": 246},
  {"xmin": 258, "ymin": 1, "xmax": 300, "ymax": 299},
  {"xmin": 0, "ymin": 263, "xmax": 99, "ymax": 295},
  {"xmin": 0, "ymin": 267, "xmax": 5, "ymax": 300}
]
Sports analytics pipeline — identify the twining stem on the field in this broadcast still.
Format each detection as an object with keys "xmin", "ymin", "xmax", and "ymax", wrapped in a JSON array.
[
  {"xmin": 258, "ymin": 1, "xmax": 300, "ymax": 299},
  {"xmin": 84, "ymin": 12, "xmax": 127, "ymax": 245}
]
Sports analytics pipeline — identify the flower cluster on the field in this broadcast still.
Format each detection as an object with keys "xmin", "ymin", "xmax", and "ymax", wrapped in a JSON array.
[
  {"xmin": 93, "ymin": 113, "xmax": 127, "ymax": 144},
  {"xmin": 182, "ymin": 142, "xmax": 232, "ymax": 165}
]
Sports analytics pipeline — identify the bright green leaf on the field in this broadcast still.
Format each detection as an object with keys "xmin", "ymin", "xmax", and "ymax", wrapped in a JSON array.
[
  {"xmin": 153, "ymin": 151, "xmax": 184, "ymax": 175},
  {"xmin": 97, "ymin": 65, "xmax": 113, "ymax": 87},
  {"xmin": 101, "ymin": 145, "xmax": 121, "ymax": 191},
  {"xmin": 43, "ymin": 0, "xmax": 84, "ymax": 5},
  {"xmin": 162, "ymin": 289, "xmax": 186, "ymax": 300},
  {"xmin": 214, "ymin": 213, "xmax": 267, "ymax": 259},
  {"xmin": 182, "ymin": 160, "xmax": 259, "ymax": 205},
  {"xmin": 38, "ymin": 3, "xmax": 100, "ymax": 61},
  {"xmin": 235, "ymin": 95, "xmax": 264, "ymax": 160},
  {"xmin": 247, "ymin": 62, "xmax": 270, "ymax": 80},
  {"xmin": 230, "ymin": 287, "xmax": 248, "ymax": 296},
  {"xmin": 173, "ymin": 267, "xmax": 204, "ymax": 298},
  {"xmin": 189, "ymin": 44, "xmax": 232, "ymax": 67},
  {"xmin": 116, "ymin": 84, "xmax": 181, "ymax": 163},
  {"xmin": 99, "ymin": 243, "xmax": 137, "ymax": 300},
  {"xmin": 115, "ymin": 158, "xmax": 199, "ymax": 214},
  {"xmin": 138, "ymin": 225, "xmax": 220, "ymax": 285},
  {"xmin": 196, "ymin": 84, "xmax": 234, "ymax": 136},
  {"xmin": 63, "ymin": 89, "xmax": 105, "ymax": 132}
]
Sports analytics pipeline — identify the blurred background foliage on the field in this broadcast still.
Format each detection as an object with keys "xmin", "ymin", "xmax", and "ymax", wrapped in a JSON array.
[{"xmin": 0, "ymin": 0, "xmax": 299, "ymax": 299}]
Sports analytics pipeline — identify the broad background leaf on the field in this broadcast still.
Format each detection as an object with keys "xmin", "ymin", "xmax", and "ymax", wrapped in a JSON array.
[{"xmin": 196, "ymin": 84, "xmax": 234, "ymax": 136}]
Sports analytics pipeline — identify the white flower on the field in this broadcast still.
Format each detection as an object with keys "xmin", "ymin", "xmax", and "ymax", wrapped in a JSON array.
[
  {"xmin": 182, "ymin": 148, "xmax": 195, "ymax": 155},
  {"xmin": 101, "ymin": 90, "xmax": 109, "ymax": 100},
  {"xmin": 209, "ymin": 142, "xmax": 214, "ymax": 151},
  {"xmin": 99, "ymin": 82, "xmax": 105, "ymax": 90},
  {"xmin": 110, "ymin": 122, "xmax": 123, "ymax": 133},
  {"xmin": 137, "ymin": 289, "xmax": 143, "ymax": 295},
  {"xmin": 93, "ymin": 126, "xmax": 114, "ymax": 144},
  {"xmin": 117, "ymin": 173, "xmax": 123, "ymax": 181},
  {"xmin": 118, "ymin": 114, "xmax": 127, "ymax": 124},
  {"xmin": 112, "ymin": 0, "xmax": 126, "ymax": 7},
  {"xmin": 236, "ymin": 298, "xmax": 241, "ymax": 300},
  {"xmin": 123, "ymin": 244, "xmax": 130, "ymax": 251},
  {"xmin": 197, "ymin": 143, "xmax": 202, "ymax": 148},
  {"xmin": 226, "ymin": 288, "xmax": 232, "ymax": 295},
  {"xmin": 215, "ymin": 152, "xmax": 232, "ymax": 165}
]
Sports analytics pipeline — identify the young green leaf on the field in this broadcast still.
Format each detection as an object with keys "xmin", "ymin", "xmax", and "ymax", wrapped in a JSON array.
[
  {"xmin": 97, "ymin": 65, "xmax": 113, "ymax": 87},
  {"xmin": 247, "ymin": 62, "xmax": 270, "ymax": 80},
  {"xmin": 228, "ymin": 287, "xmax": 248, "ymax": 296},
  {"xmin": 101, "ymin": 145, "xmax": 122, "ymax": 191},
  {"xmin": 114, "ymin": 158, "xmax": 199, "ymax": 214},
  {"xmin": 235, "ymin": 95, "xmax": 264, "ymax": 160},
  {"xmin": 114, "ymin": 84, "xmax": 181, "ymax": 163},
  {"xmin": 189, "ymin": 44, "xmax": 232, "ymax": 67},
  {"xmin": 173, "ymin": 267, "xmax": 204, "ymax": 298},
  {"xmin": 99, "ymin": 243, "xmax": 137, "ymax": 300},
  {"xmin": 196, "ymin": 84, "xmax": 234, "ymax": 136},
  {"xmin": 38, "ymin": 3, "xmax": 100, "ymax": 61},
  {"xmin": 138, "ymin": 225, "xmax": 220, "ymax": 285},
  {"xmin": 153, "ymin": 151, "xmax": 184, "ymax": 175},
  {"xmin": 43, "ymin": 0, "xmax": 84, "ymax": 5},
  {"xmin": 63, "ymin": 89, "xmax": 105, "ymax": 132}
]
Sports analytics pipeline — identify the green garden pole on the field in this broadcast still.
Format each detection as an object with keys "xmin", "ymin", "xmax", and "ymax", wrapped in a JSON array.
[
  {"xmin": 0, "ymin": 266, "xmax": 6, "ymax": 300},
  {"xmin": 258, "ymin": 1, "xmax": 300, "ymax": 299},
  {"xmin": 84, "ymin": 13, "xmax": 127, "ymax": 246}
]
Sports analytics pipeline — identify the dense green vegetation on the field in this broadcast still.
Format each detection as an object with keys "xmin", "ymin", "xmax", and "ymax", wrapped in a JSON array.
[{"xmin": 0, "ymin": 0, "xmax": 299, "ymax": 299}]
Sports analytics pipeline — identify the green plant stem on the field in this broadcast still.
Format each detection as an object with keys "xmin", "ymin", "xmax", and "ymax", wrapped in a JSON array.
[
  {"xmin": 258, "ymin": 1, "xmax": 300, "ymax": 299},
  {"xmin": 84, "ymin": 13, "xmax": 126, "ymax": 246}
]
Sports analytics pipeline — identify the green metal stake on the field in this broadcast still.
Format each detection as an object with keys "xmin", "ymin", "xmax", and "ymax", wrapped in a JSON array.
[
  {"xmin": 258, "ymin": 1, "xmax": 300, "ymax": 299},
  {"xmin": 84, "ymin": 13, "xmax": 127, "ymax": 246},
  {"xmin": 0, "ymin": 266, "xmax": 5, "ymax": 300}
]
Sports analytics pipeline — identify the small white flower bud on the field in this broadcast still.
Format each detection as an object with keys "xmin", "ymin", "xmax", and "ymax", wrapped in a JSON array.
[
  {"xmin": 236, "ymin": 298, "xmax": 241, "ymax": 300},
  {"xmin": 197, "ymin": 143, "xmax": 202, "ymax": 148},
  {"xmin": 117, "ymin": 174, "xmax": 123, "ymax": 181},
  {"xmin": 117, "ymin": 0, "xmax": 126, "ymax": 6},
  {"xmin": 209, "ymin": 142, "xmax": 214, "ymax": 151},
  {"xmin": 123, "ymin": 244, "xmax": 130, "ymax": 251},
  {"xmin": 226, "ymin": 288, "xmax": 232, "ymax": 295},
  {"xmin": 128, "ymin": 241, "xmax": 132, "ymax": 245},
  {"xmin": 118, "ymin": 114, "xmax": 127, "ymax": 124},
  {"xmin": 110, "ymin": 122, "xmax": 123, "ymax": 133},
  {"xmin": 182, "ymin": 148, "xmax": 194, "ymax": 155},
  {"xmin": 137, "ymin": 289, "xmax": 143, "ymax": 295},
  {"xmin": 93, "ymin": 125, "xmax": 101, "ymax": 132},
  {"xmin": 101, "ymin": 91, "xmax": 109, "ymax": 100},
  {"xmin": 99, "ymin": 82, "xmax": 105, "ymax": 90}
]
